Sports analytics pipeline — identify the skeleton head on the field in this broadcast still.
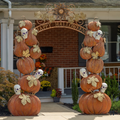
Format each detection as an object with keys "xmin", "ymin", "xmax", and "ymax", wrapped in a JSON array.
[
  {"xmin": 21, "ymin": 28, "xmax": 28, "ymax": 39},
  {"xmin": 14, "ymin": 84, "xmax": 21, "ymax": 95},
  {"xmin": 34, "ymin": 69, "xmax": 43, "ymax": 79},
  {"xmin": 100, "ymin": 83, "xmax": 108, "ymax": 93},
  {"xmin": 80, "ymin": 68, "xmax": 88, "ymax": 78},
  {"xmin": 93, "ymin": 30, "xmax": 102, "ymax": 40}
]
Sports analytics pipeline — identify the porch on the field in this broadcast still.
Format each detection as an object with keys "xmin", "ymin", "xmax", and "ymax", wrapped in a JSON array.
[{"xmin": 34, "ymin": 65, "xmax": 120, "ymax": 103}]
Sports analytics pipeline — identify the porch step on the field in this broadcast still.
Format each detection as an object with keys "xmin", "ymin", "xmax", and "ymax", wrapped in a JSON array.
[{"xmin": 39, "ymin": 95, "xmax": 82, "ymax": 103}]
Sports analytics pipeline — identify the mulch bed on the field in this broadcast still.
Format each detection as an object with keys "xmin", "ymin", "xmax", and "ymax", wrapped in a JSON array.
[
  {"xmin": 0, "ymin": 106, "xmax": 12, "ymax": 116},
  {"xmin": 63, "ymin": 103, "xmax": 119, "ymax": 115}
]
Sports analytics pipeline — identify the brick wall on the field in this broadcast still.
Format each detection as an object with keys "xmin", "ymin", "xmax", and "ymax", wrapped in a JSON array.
[{"xmin": 37, "ymin": 28, "xmax": 79, "ymax": 67}]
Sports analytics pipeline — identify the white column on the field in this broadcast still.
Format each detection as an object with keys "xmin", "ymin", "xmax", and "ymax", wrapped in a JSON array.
[
  {"xmin": 8, "ymin": 19, "xmax": 14, "ymax": 72},
  {"xmin": 0, "ymin": 19, "xmax": 14, "ymax": 71},
  {"xmin": 58, "ymin": 68, "xmax": 66, "ymax": 95},
  {"xmin": 0, "ymin": 19, "xmax": 7, "ymax": 70}
]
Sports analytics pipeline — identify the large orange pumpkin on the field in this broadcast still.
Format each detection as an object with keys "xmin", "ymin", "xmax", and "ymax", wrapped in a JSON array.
[
  {"xmin": 88, "ymin": 21, "xmax": 101, "ymax": 31},
  {"xmin": 80, "ymin": 47, "xmax": 92, "ymax": 60},
  {"xmin": 86, "ymin": 58, "xmax": 104, "ymax": 73},
  {"xmin": 30, "ymin": 46, "xmax": 41, "ymax": 59},
  {"xmin": 80, "ymin": 74, "xmax": 102, "ymax": 92},
  {"xmin": 19, "ymin": 20, "xmax": 32, "ymax": 30},
  {"xmin": 25, "ymin": 29, "xmax": 38, "ymax": 46},
  {"xmin": 14, "ymin": 36, "xmax": 29, "ymax": 57},
  {"xmin": 18, "ymin": 75, "xmax": 40, "ymax": 93},
  {"xmin": 8, "ymin": 94, "xmax": 41, "ymax": 116},
  {"xmin": 83, "ymin": 35, "xmax": 96, "ymax": 47},
  {"xmin": 79, "ymin": 92, "xmax": 111, "ymax": 114},
  {"xmin": 93, "ymin": 37, "xmax": 105, "ymax": 57},
  {"xmin": 16, "ymin": 57, "xmax": 35, "ymax": 74}
]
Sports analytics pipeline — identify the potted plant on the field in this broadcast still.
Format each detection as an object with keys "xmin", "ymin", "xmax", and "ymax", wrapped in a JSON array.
[
  {"xmin": 40, "ymin": 80, "xmax": 51, "ymax": 91},
  {"xmin": 51, "ymin": 88, "xmax": 62, "ymax": 102}
]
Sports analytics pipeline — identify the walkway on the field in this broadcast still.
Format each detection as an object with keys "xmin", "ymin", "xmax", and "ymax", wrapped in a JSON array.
[{"xmin": 0, "ymin": 103, "xmax": 120, "ymax": 120}]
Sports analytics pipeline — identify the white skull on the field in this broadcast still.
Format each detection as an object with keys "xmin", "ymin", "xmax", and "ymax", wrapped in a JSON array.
[
  {"xmin": 93, "ymin": 30, "xmax": 102, "ymax": 40},
  {"xmin": 100, "ymin": 83, "xmax": 108, "ymax": 93},
  {"xmin": 34, "ymin": 69, "xmax": 43, "ymax": 79},
  {"xmin": 80, "ymin": 68, "xmax": 88, "ymax": 78},
  {"xmin": 14, "ymin": 84, "xmax": 21, "ymax": 95},
  {"xmin": 21, "ymin": 28, "xmax": 28, "ymax": 39}
]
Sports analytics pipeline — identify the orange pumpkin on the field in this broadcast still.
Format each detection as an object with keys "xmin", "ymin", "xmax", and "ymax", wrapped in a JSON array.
[
  {"xmin": 93, "ymin": 37, "xmax": 105, "ymax": 57},
  {"xmin": 80, "ymin": 74, "xmax": 102, "ymax": 92},
  {"xmin": 25, "ymin": 29, "xmax": 38, "ymax": 46},
  {"xmin": 16, "ymin": 57, "xmax": 35, "ymax": 74},
  {"xmin": 30, "ymin": 47, "xmax": 41, "ymax": 59},
  {"xmin": 18, "ymin": 75, "xmax": 40, "ymax": 93},
  {"xmin": 8, "ymin": 94, "xmax": 41, "ymax": 116},
  {"xmin": 88, "ymin": 21, "xmax": 101, "ymax": 31},
  {"xmin": 79, "ymin": 92, "xmax": 111, "ymax": 114},
  {"xmin": 35, "ymin": 62, "xmax": 41, "ymax": 68},
  {"xmin": 86, "ymin": 58, "xmax": 104, "ymax": 73},
  {"xmin": 19, "ymin": 20, "xmax": 32, "ymax": 30},
  {"xmin": 83, "ymin": 35, "xmax": 96, "ymax": 47},
  {"xmin": 80, "ymin": 47, "xmax": 92, "ymax": 60},
  {"xmin": 14, "ymin": 36, "xmax": 29, "ymax": 57}
]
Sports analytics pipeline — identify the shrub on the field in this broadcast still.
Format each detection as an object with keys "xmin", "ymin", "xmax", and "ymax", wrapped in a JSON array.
[
  {"xmin": 101, "ymin": 73, "xmax": 119, "ymax": 99},
  {"xmin": 50, "ymin": 88, "xmax": 62, "ymax": 98},
  {"xmin": 72, "ymin": 71, "xmax": 79, "ymax": 105},
  {"xmin": 72, "ymin": 104, "xmax": 82, "ymax": 113},
  {"xmin": 0, "ymin": 67, "xmax": 19, "ymax": 107},
  {"xmin": 111, "ymin": 99, "xmax": 120, "ymax": 114}
]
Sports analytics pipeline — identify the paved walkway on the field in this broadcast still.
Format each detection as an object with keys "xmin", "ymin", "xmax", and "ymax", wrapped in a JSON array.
[{"xmin": 0, "ymin": 103, "xmax": 120, "ymax": 120}]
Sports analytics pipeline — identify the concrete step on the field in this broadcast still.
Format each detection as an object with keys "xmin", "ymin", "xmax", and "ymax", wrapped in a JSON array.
[{"xmin": 39, "ymin": 95, "xmax": 82, "ymax": 103}]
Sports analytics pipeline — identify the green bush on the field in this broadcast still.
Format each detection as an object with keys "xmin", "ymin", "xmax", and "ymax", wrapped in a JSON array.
[
  {"xmin": 101, "ymin": 73, "xmax": 119, "ymax": 99},
  {"xmin": 111, "ymin": 100, "xmax": 120, "ymax": 114},
  {"xmin": 72, "ymin": 104, "xmax": 82, "ymax": 113},
  {"xmin": 0, "ymin": 67, "xmax": 18, "ymax": 107},
  {"xmin": 72, "ymin": 71, "xmax": 79, "ymax": 105}
]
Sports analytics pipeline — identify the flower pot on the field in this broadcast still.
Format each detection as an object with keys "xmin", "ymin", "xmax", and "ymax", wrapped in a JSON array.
[
  {"xmin": 43, "ymin": 87, "xmax": 48, "ymax": 91},
  {"xmin": 53, "ymin": 97, "xmax": 60, "ymax": 102}
]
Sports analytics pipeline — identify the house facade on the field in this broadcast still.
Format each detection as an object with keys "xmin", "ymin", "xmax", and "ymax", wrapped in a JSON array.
[{"xmin": 0, "ymin": 0, "xmax": 120, "ymax": 102}]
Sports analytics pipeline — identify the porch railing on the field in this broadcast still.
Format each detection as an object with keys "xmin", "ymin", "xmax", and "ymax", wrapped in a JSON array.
[{"xmin": 58, "ymin": 66, "xmax": 120, "ymax": 95}]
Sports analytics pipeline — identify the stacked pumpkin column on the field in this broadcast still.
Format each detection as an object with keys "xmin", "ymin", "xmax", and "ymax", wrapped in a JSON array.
[
  {"xmin": 8, "ymin": 20, "xmax": 42, "ymax": 116},
  {"xmin": 79, "ymin": 20, "xmax": 111, "ymax": 114}
]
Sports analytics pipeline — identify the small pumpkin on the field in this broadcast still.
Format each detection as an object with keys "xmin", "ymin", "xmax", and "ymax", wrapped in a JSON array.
[
  {"xmin": 18, "ymin": 75, "xmax": 40, "ymax": 94},
  {"xmin": 86, "ymin": 58, "xmax": 104, "ymax": 73},
  {"xmin": 79, "ymin": 92, "xmax": 111, "ymax": 114},
  {"xmin": 80, "ymin": 47, "xmax": 92, "ymax": 60},
  {"xmin": 88, "ymin": 21, "xmax": 101, "ymax": 31},
  {"xmin": 19, "ymin": 20, "xmax": 32, "ymax": 30},
  {"xmin": 16, "ymin": 57, "xmax": 35, "ymax": 74},
  {"xmin": 35, "ymin": 61, "xmax": 41, "ymax": 68},
  {"xmin": 93, "ymin": 37, "xmax": 105, "ymax": 57},
  {"xmin": 8, "ymin": 94, "xmax": 41, "ymax": 116},
  {"xmin": 25, "ymin": 29, "xmax": 38, "ymax": 46},
  {"xmin": 83, "ymin": 34, "xmax": 96, "ymax": 47},
  {"xmin": 30, "ymin": 45, "xmax": 41, "ymax": 59},
  {"xmin": 80, "ymin": 74, "xmax": 102, "ymax": 92},
  {"xmin": 14, "ymin": 36, "xmax": 29, "ymax": 57}
]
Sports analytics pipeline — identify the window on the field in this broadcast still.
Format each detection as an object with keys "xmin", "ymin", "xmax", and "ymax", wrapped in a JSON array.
[{"xmin": 100, "ymin": 23, "xmax": 120, "ymax": 63}]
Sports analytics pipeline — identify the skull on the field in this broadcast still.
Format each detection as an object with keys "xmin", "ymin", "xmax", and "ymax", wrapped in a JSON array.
[
  {"xmin": 34, "ymin": 69, "xmax": 43, "ymax": 79},
  {"xmin": 100, "ymin": 83, "xmax": 108, "ymax": 93},
  {"xmin": 21, "ymin": 28, "xmax": 28, "ymax": 39},
  {"xmin": 93, "ymin": 30, "xmax": 102, "ymax": 40},
  {"xmin": 80, "ymin": 68, "xmax": 88, "ymax": 78},
  {"xmin": 14, "ymin": 84, "xmax": 21, "ymax": 95}
]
